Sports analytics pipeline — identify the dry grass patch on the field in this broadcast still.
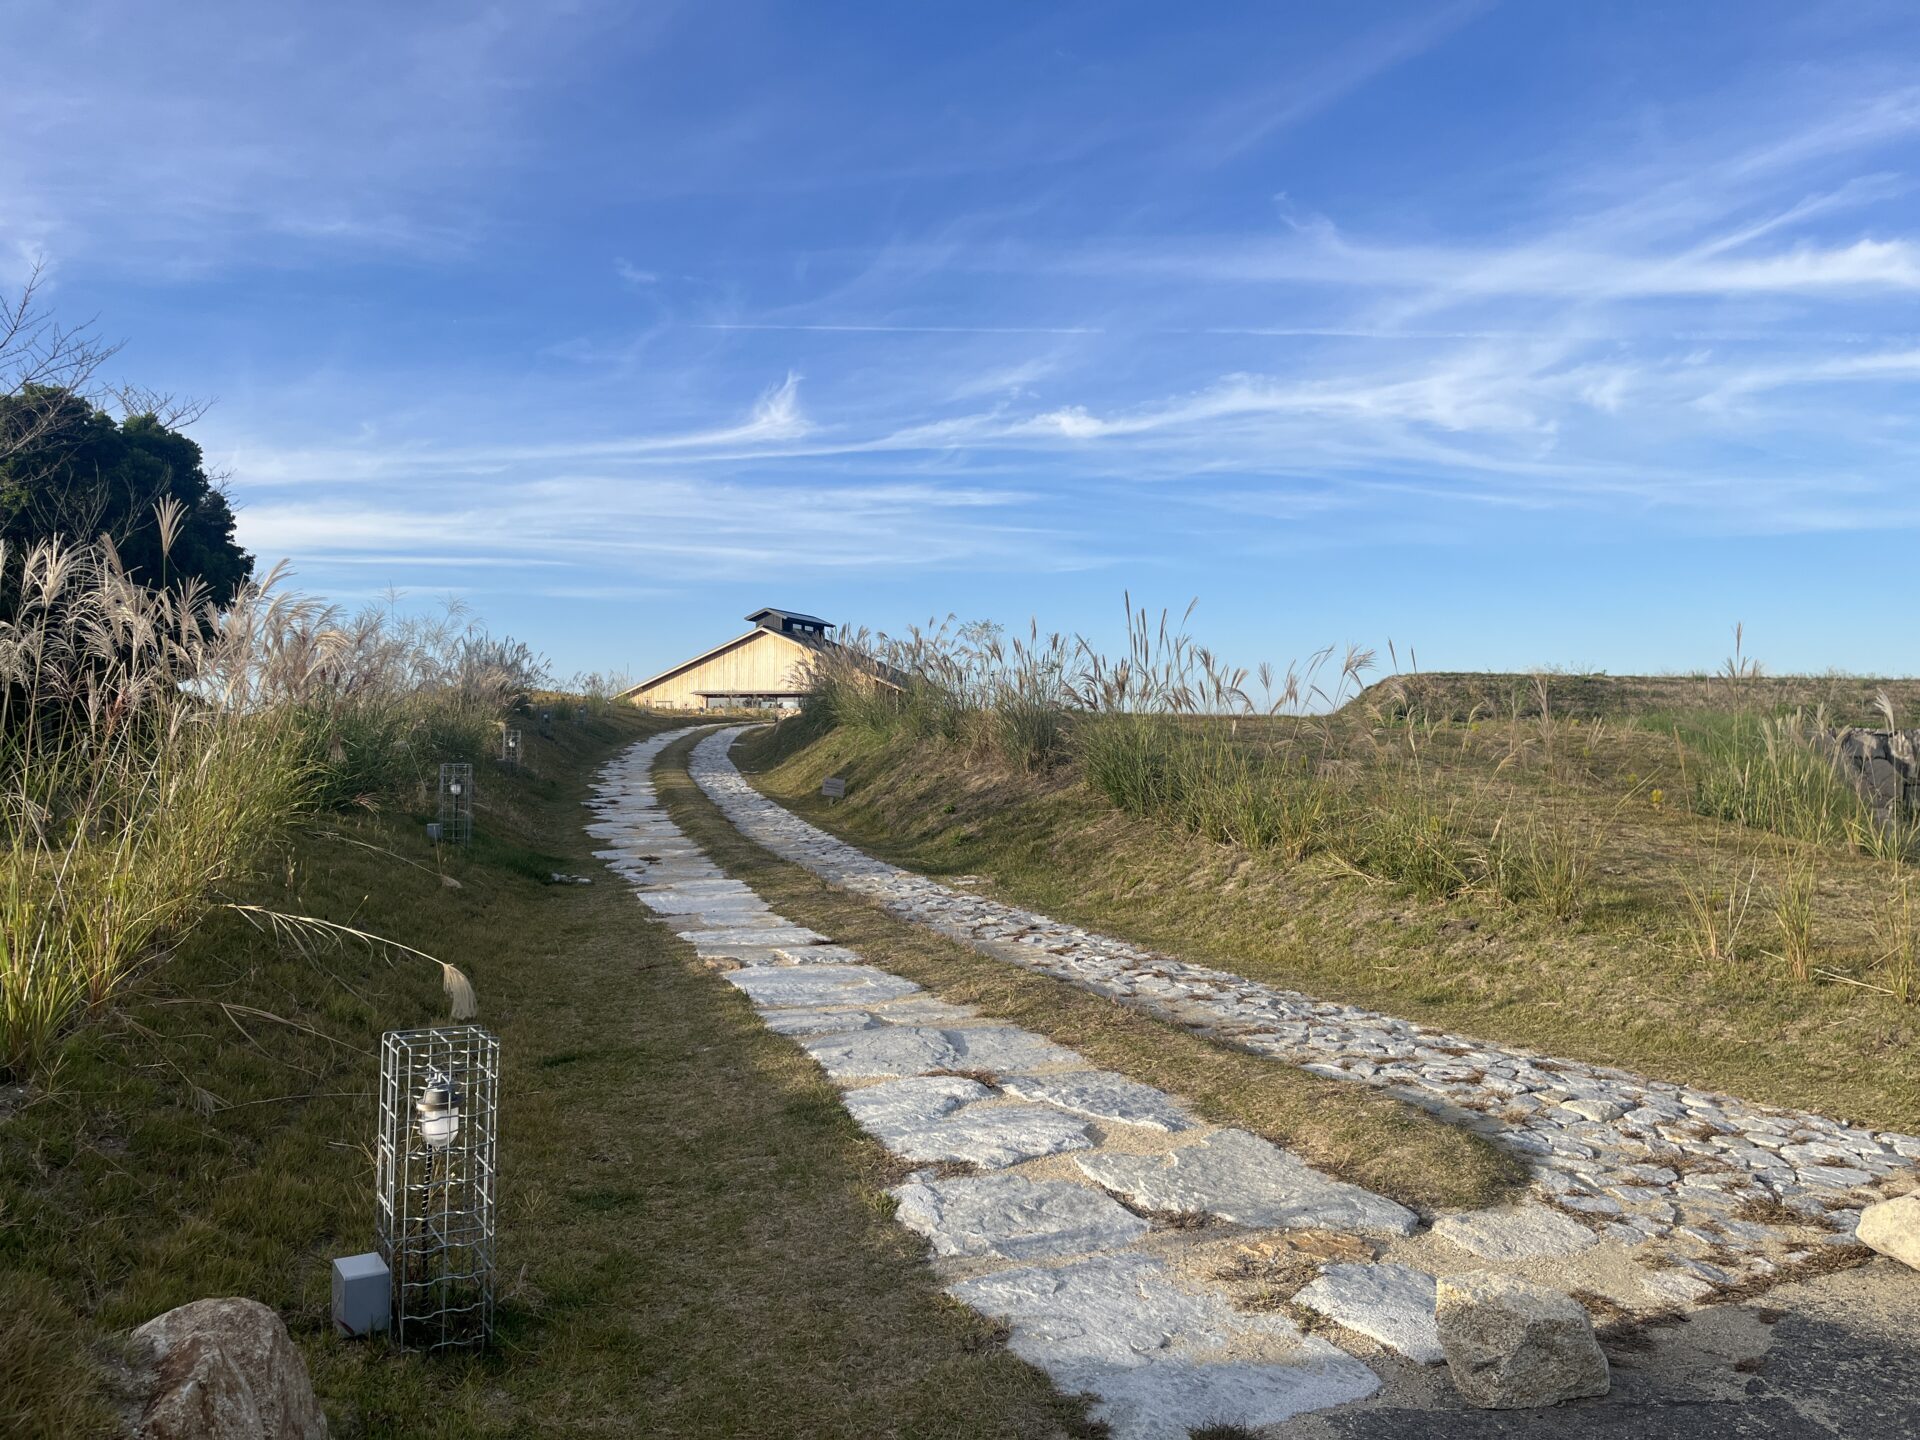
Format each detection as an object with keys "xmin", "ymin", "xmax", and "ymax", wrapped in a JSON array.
[
  {"xmin": 741, "ymin": 723, "xmax": 1920, "ymax": 1133},
  {"xmin": 0, "ymin": 713, "xmax": 1096, "ymax": 1439},
  {"xmin": 654, "ymin": 734, "xmax": 1523, "ymax": 1214}
]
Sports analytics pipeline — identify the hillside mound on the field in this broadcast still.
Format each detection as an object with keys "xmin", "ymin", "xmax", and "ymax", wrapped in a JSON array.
[{"xmin": 1349, "ymin": 671, "xmax": 1920, "ymax": 726}]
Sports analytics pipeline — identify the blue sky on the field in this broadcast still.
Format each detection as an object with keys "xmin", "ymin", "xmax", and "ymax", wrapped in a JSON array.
[{"xmin": 9, "ymin": 1, "xmax": 1920, "ymax": 683}]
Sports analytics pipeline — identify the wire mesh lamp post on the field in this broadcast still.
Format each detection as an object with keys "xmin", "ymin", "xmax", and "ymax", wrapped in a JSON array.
[
  {"xmin": 500, "ymin": 727, "xmax": 521, "ymax": 769},
  {"xmin": 377, "ymin": 1026, "xmax": 499, "ymax": 1349},
  {"xmin": 437, "ymin": 763, "xmax": 473, "ymax": 844}
]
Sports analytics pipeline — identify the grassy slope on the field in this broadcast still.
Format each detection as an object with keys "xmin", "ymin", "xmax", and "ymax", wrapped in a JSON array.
[
  {"xmin": 1357, "ymin": 671, "xmax": 1920, "ymax": 724},
  {"xmin": 654, "ymin": 734, "xmax": 1521, "ymax": 1214},
  {"xmin": 740, "ymin": 722, "xmax": 1920, "ymax": 1135},
  {"xmin": 0, "ymin": 712, "xmax": 1091, "ymax": 1439}
]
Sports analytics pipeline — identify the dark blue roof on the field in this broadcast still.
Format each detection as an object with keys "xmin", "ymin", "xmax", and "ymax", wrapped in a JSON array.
[{"xmin": 746, "ymin": 608, "xmax": 833, "ymax": 628}]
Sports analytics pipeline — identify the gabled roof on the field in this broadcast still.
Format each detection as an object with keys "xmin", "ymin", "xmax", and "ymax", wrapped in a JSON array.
[
  {"xmin": 747, "ymin": 607, "xmax": 833, "ymax": 629},
  {"xmin": 618, "ymin": 624, "xmax": 822, "ymax": 700}
]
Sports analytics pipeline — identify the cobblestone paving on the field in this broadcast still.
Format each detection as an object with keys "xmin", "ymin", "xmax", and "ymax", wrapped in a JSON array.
[
  {"xmin": 688, "ymin": 727, "xmax": 1920, "ymax": 1295},
  {"xmin": 589, "ymin": 729, "xmax": 1393, "ymax": 1438}
]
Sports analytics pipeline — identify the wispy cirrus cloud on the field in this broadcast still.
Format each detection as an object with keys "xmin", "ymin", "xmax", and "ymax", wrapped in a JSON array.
[
  {"xmin": 238, "ymin": 472, "xmax": 1072, "ymax": 580},
  {"xmin": 24, "ymin": 1, "xmax": 1920, "ymax": 676},
  {"xmin": 230, "ymin": 373, "xmax": 813, "ymax": 483}
]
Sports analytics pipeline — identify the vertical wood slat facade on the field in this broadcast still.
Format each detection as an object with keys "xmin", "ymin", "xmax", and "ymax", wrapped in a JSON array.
[{"xmin": 619, "ymin": 608, "xmax": 833, "ymax": 710}]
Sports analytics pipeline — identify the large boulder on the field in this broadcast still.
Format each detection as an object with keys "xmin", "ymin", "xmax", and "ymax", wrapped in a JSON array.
[
  {"xmin": 128, "ymin": 1297, "xmax": 327, "ymax": 1439},
  {"xmin": 1435, "ymin": 1273, "xmax": 1608, "ymax": 1410},
  {"xmin": 1856, "ymin": 1195, "xmax": 1920, "ymax": 1270}
]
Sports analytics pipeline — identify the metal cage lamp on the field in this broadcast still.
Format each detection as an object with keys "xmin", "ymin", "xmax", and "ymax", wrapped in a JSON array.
[
  {"xmin": 437, "ymin": 762, "xmax": 474, "ymax": 844},
  {"xmin": 376, "ymin": 1026, "xmax": 498, "ymax": 1350}
]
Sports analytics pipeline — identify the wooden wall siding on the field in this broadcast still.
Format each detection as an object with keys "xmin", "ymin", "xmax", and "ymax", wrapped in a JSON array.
[{"xmin": 629, "ymin": 630, "xmax": 813, "ymax": 708}]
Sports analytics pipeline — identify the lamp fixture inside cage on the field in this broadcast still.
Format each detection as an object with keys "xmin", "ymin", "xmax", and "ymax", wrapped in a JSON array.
[
  {"xmin": 416, "ymin": 1070, "xmax": 461, "ymax": 1148},
  {"xmin": 377, "ymin": 1025, "xmax": 498, "ymax": 1350},
  {"xmin": 500, "ymin": 728, "xmax": 521, "ymax": 767},
  {"xmin": 437, "ymin": 762, "xmax": 473, "ymax": 844}
]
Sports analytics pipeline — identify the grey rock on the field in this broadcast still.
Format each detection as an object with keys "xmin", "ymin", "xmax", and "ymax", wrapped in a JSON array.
[
  {"xmin": 934, "ymin": 1026, "xmax": 1087, "ymax": 1073},
  {"xmin": 843, "ymin": 1074, "xmax": 991, "ymax": 1129},
  {"xmin": 801, "ymin": 1028, "xmax": 966, "ymax": 1078},
  {"xmin": 1639, "ymin": 1268, "xmax": 1716, "ymax": 1306},
  {"xmin": 1432, "ymin": 1205, "xmax": 1599, "ymax": 1261},
  {"xmin": 675, "ymin": 923, "xmax": 829, "ymax": 947},
  {"xmin": 666, "ymin": 727, "xmax": 1920, "ymax": 1324},
  {"xmin": 1558, "ymin": 1193, "xmax": 1623, "ymax": 1215},
  {"xmin": 1076, "ymin": 1129, "xmax": 1418, "ymax": 1237},
  {"xmin": 772, "ymin": 944, "xmax": 864, "ymax": 964},
  {"xmin": 891, "ymin": 1174, "xmax": 1150, "ymax": 1259},
  {"xmin": 1295, "ymin": 1263, "xmax": 1444, "ymax": 1363},
  {"xmin": 1560, "ymin": 1098, "xmax": 1625, "ymax": 1123},
  {"xmin": 998, "ymin": 1070, "xmax": 1195, "ymax": 1131},
  {"xmin": 1435, "ymin": 1273, "xmax": 1609, "ymax": 1409},
  {"xmin": 759, "ymin": 1006, "xmax": 881, "ymax": 1037},
  {"xmin": 1856, "ymin": 1195, "xmax": 1920, "ymax": 1270},
  {"xmin": 801, "ymin": 1025, "xmax": 1083, "ymax": 1080},
  {"xmin": 724, "ymin": 963, "xmax": 923, "ymax": 1009},
  {"xmin": 949, "ymin": 1252, "xmax": 1379, "ymax": 1439},
  {"xmin": 865, "ymin": 1098, "xmax": 1094, "ymax": 1168},
  {"xmin": 128, "ymin": 1297, "xmax": 328, "ymax": 1440}
]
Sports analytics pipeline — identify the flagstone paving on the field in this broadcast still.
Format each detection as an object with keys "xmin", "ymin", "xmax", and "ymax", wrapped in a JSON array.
[
  {"xmin": 591, "ymin": 726, "xmax": 1920, "ymax": 1436},
  {"xmin": 685, "ymin": 726, "xmax": 1920, "ymax": 1287},
  {"xmin": 1078, "ymin": 1129, "xmax": 1420, "ymax": 1238},
  {"xmin": 588, "ymin": 728, "xmax": 1415, "ymax": 1436},
  {"xmin": 1295, "ymin": 1264, "xmax": 1446, "ymax": 1365},
  {"xmin": 893, "ymin": 1174, "xmax": 1151, "ymax": 1260}
]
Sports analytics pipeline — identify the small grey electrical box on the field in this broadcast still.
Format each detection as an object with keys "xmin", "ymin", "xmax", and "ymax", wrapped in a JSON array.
[
  {"xmin": 332, "ymin": 1251, "xmax": 391, "ymax": 1337},
  {"xmin": 424, "ymin": 822, "xmax": 443, "ymax": 843}
]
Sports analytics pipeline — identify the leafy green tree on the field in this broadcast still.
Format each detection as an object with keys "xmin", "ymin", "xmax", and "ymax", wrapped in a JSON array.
[{"xmin": 0, "ymin": 385, "xmax": 252, "ymax": 607}]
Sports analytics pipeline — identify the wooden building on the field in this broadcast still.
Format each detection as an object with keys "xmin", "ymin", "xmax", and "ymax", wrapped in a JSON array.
[{"xmin": 620, "ymin": 608, "xmax": 838, "ymax": 710}]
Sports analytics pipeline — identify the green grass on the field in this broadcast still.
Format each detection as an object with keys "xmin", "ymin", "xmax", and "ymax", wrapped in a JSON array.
[
  {"xmin": 1365, "ymin": 670, "xmax": 1920, "ymax": 726},
  {"xmin": 739, "ymin": 720, "xmax": 1920, "ymax": 1135},
  {"xmin": 655, "ymin": 732, "xmax": 1522, "ymax": 1213},
  {"xmin": 1663, "ymin": 708, "xmax": 1918, "ymax": 862},
  {"xmin": 0, "ymin": 711, "xmax": 1095, "ymax": 1439}
]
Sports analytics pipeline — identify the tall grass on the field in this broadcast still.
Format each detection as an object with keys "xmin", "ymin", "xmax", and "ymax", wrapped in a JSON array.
[
  {"xmin": 804, "ymin": 615, "xmax": 1073, "ymax": 770},
  {"xmin": 1680, "ymin": 859, "xmax": 1759, "ymax": 968},
  {"xmin": 792, "ymin": 601, "xmax": 1920, "ymax": 1006},
  {"xmin": 1767, "ymin": 856, "xmax": 1817, "ymax": 982},
  {"xmin": 280, "ymin": 598, "xmax": 545, "ymax": 807},
  {"xmin": 1872, "ymin": 871, "xmax": 1917, "ymax": 1004},
  {"xmin": 1679, "ymin": 708, "xmax": 1919, "ymax": 862},
  {"xmin": 0, "ymin": 540, "xmax": 308, "ymax": 1071},
  {"xmin": 0, "ymin": 535, "xmax": 543, "ymax": 1075},
  {"xmin": 807, "ymin": 598, "xmax": 1531, "ymax": 893}
]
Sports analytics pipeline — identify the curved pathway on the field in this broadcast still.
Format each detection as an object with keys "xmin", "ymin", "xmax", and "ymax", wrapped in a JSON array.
[
  {"xmin": 589, "ymin": 728, "xmax": 1393, "ymax": 1438},
  {"xmin": 689, "ymin": 727, "xmax": 1918, "ymax": 1293}
]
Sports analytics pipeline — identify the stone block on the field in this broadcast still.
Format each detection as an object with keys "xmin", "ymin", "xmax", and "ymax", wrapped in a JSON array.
[
  {"xmin": 1435, "ymin": 1274, "xmax": 1608, "ymax": 1409},
  {"xmin": 1856, "ymin": 1194, "xmax": 1920, "ymax": 1270},
  {"xmin": 1294, "ymin": 1263, "xmax": 1443, "ymax": 1363},
  {"xmin": 128, "ymin": 1297, "xmax": 329, "ymax": 1439},
  {"xmin": 1431, "ymin": 1204, "xmax": 1599, "ymax": 1260}
]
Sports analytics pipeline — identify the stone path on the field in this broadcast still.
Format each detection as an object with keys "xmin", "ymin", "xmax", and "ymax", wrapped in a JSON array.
[
  {"xmin": 588, "ymin": 729, "xmax": 1396, "ymax": 1438},
  {"xmin": 686, "ymin": 727, "xmax": 1920, "ymax": 1300}
]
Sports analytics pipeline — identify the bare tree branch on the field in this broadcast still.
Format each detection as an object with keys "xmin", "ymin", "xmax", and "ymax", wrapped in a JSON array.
[
  {"xmin": 0, "ymin": 263, "xmax": 125, "ymax": 466},
  {"xmin": 108, "ymin": 384, "xmax": 215, "ymax": 429}
]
